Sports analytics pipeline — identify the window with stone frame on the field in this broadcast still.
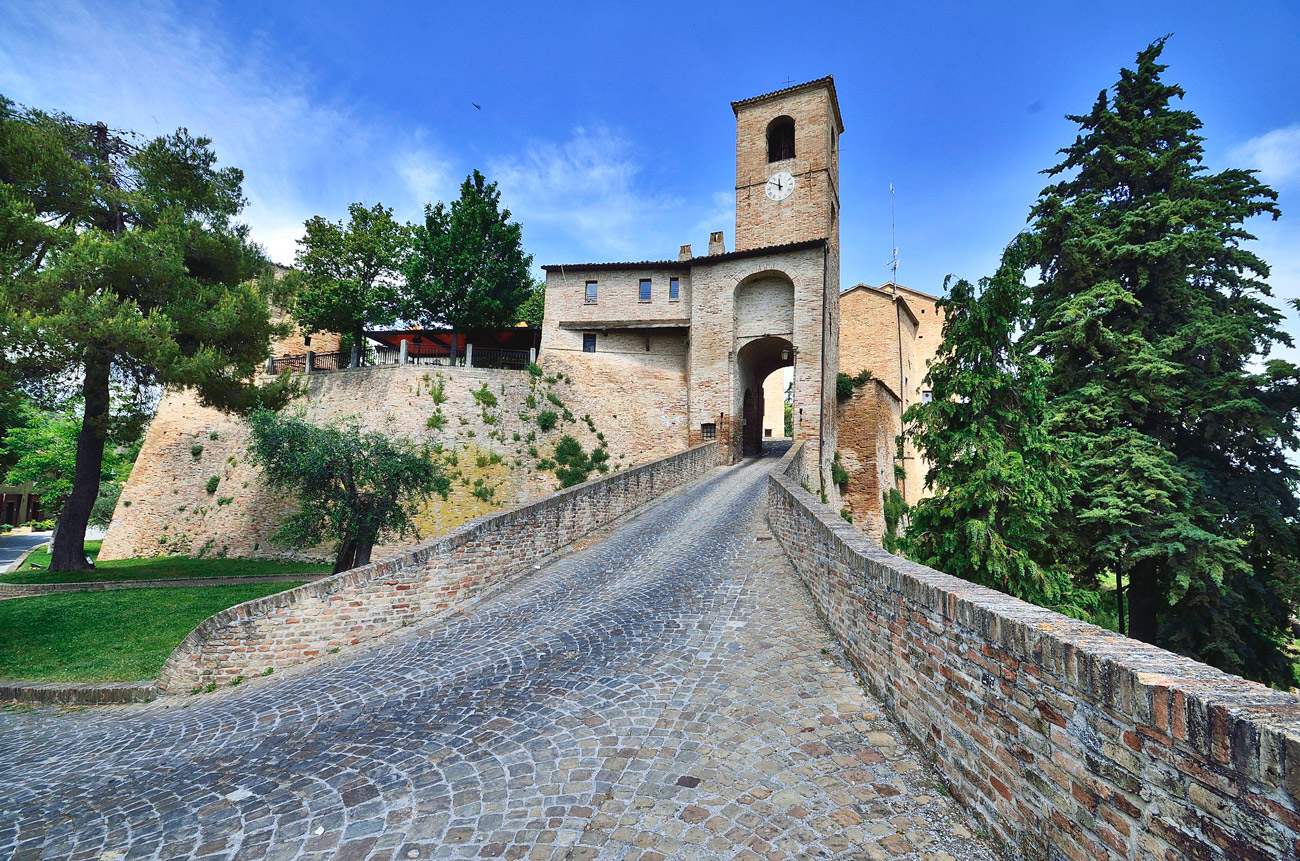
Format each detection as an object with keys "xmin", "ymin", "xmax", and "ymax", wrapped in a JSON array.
[
  {"xmin": 584, "ymin": 281, "xmax": 598, "ymax": 303},
  {"xmin": 639, "ymin": 278, "xmax": 652, "ymax": 302},
  {"xmin": 669, "ymin": 277, "xmax": 680, "ymax": 301},
  {"xmin": 700, "ymin": 422, "xmax": 716, "ymax": 440},
  {"xmin": 582, "ymin": 333, "xmax": 597, "ymax": 353}
]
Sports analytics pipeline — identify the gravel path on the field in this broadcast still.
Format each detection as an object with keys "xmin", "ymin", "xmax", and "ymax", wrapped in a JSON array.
[{"xmin": 0, "ymin": 453, "xmax": 997, "ymax": 860}]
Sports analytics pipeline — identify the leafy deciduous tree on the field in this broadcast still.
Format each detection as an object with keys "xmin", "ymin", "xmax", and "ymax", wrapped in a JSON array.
[
  {"xmin": 287, "ymin": 202, "xmax": 409, "ymax": 366},
  {"xmin": 246, "ymin": 408, "xmax": 451, "ymax": 573},
  {"xmin": 405, "ymin": 171, "xmax": 533, "ymax": 360},
  {"xmin": 516, "ymin": 278, "xmax": 546, "ymax": 329}
]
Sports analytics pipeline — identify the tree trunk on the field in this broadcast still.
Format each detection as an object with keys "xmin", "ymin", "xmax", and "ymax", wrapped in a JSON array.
[
  {"xmin": 353, "ymin": 535, "xmax": 375, "ymax": 568},
  {"xmin": 1115, "ymin": 569, "xmax": 1127, "ymax": 638},
  {"xmin": 352, "ymin": 324, "xmax": 365, "ymax": 368},
  {"xmin": 332, "ymin": 537, "xmax": 357, "ymax": 574},
  {"xmin": 449, "ymin": 332, "xmax": 458, "ymax": 366},
  {"xmin": 49, "ymin": 351, "xmax": 111, "ymax": 571},
  {"xmin": 1127, "ymin": 563, "xmax": 1160, "ymax": 644}
]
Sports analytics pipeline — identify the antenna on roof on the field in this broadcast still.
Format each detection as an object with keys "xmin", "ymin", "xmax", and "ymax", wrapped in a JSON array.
[
  {"xmin": 782, "ymin": 75, "xmax": 794, "ymax": 87},
  {"xmin": 886, "ymin": 184, "xmax": 899, "ymax": 293}
]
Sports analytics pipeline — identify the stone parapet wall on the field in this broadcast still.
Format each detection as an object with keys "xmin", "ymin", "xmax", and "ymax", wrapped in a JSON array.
[
  {"xmin": 767, "ymin": 442, "xmax": 1300, "ymax": 860},
  {"xmin": 158, "ymin": 442, "xmax": 719, "ymax": 693}
]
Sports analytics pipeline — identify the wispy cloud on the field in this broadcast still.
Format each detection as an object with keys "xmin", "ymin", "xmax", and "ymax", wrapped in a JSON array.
[
  {"xmin": 1230, "ymin": 124, "xmax": 1300, "ymax": 188},
  {"xmin": 489, "ymin": 126, "xmax": 682, "ymax": 261},
  {"xmin": 396, "ymin": 147, "xmax": 458, "ymax": 217},
  {"xmin": 693, "ymin": 191, "xmax": 736, "ymax": 246},
  {"xmin": 0, "ymin": 0, "xmax": 452, "ymax": 264}
]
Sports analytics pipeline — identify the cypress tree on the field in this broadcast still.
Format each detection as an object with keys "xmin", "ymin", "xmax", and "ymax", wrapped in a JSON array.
[
  {"xmin": 1025, "ymin": 39, "xmax": 1300, "ymax": 685},
  {"xmin": 904, "ymin": 237, "xmax": 1079, "ymax": 612}
]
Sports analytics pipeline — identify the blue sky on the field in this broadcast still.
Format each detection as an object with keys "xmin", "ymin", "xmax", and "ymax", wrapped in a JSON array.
[{"xmin": 3, "ymin": 1, "xmax": 1298, "ymax": 357}]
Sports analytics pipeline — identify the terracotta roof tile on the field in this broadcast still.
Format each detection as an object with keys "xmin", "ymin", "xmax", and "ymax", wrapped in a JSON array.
[{"xmin": 730, "ymin": 76, "xmax": 844, "ymax": 133}]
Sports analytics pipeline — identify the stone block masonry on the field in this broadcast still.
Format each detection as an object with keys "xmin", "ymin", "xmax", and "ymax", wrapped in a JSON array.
[
  {"xmin": 768, "ymin": 441, "xmax": 1300, "ymax": 860},
  {"xmin": 102, "ymin": 360, "xmax": 679, "ymax": 563},
  {"xmin": 157, "ymin": 441, "xmax": 718, "ymax": 693}
]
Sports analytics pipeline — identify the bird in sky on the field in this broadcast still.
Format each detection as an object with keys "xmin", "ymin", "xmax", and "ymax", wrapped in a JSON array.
[{"xmin": 472, "ymin": 103, "xmax": 481, "ymax": 110}]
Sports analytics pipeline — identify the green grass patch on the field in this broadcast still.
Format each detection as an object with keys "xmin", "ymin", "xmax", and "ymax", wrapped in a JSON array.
[
  {"xmin": 4, "ymin": 541, "xmax": 330, "ymax": 585},
  {"xmin": 0, "ymin": 582, "xmax": 306, "ymax": 682}
]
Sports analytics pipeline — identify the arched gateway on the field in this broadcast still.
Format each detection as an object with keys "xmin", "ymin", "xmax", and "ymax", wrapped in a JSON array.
[{"xmin": 539, "ymin": 77, "xmax": 843, "ymax": 493}]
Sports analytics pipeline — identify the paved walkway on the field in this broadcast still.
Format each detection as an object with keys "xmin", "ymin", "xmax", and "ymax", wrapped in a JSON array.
[
  {"xmin": 0, "ymin": 454, "xmax": 996, "ymax": 860},
  {"xmin": 0, "ymin": 533, "xmax": 49, "ymax": 574}
]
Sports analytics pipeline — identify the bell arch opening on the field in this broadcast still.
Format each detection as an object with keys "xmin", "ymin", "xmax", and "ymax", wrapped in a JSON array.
[{"xmin": 767, "ymin": 116, "xmax": 795, "ymax": 162}]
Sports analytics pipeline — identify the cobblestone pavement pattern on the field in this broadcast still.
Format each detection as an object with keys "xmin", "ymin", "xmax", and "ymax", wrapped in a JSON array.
[{"xmin": 0, "ymin": 452, "xmax": 998, "ymax": 860}]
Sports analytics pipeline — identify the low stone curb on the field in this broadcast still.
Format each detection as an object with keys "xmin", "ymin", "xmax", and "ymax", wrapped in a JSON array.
[
  {"xmin": 0, "ymin": 572, "xmax": 326, "ymax": 599},
  {"xmin": 0, "ymin": 678, "xmax": 157, "ymax": 706},
  {"xmin": 1, "ymin": 543, "xmax": 47, "ymax": 575}
]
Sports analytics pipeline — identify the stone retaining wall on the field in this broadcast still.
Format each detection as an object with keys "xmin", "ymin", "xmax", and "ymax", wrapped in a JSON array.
[
  {"xmin": 158, "ymin": 442, "xmax": 719, "ymax": 693},
  {"xmin": 767, "ymin": 442, "xmax": 1300, "ymax": 860}
]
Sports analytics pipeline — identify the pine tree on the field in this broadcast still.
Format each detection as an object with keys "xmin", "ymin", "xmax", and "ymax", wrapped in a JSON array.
[
  {"xmin": 904, "ymin": 237, "xmax": 1079, "ymax": 611},
  {"xmin": 1026, "ymin": 39, "xmax": 1300, "ymax": 685},
  {"xmin": 0, "ymin": 96, "xmax": 292, "ymax": 571}
]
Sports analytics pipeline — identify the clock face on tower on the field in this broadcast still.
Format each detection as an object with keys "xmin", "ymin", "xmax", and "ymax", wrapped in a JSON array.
[{"xmin": 765, "ymin": 171, "xmax": 796, "ymax": 201}]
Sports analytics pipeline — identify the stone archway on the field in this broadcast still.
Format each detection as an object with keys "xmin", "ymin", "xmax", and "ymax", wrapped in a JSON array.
[{"xmin": 736, "ymin": 336, "xmax": 794, "ymax": 458}]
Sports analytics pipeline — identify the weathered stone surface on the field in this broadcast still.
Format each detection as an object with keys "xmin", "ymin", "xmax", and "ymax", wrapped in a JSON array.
[
  {"xmin": 100, "ymin": 363, "xmax": 664, "ymax": 564},
  {"xmin": 0, "ymin": 448, "xmax": 993, "ymax": 860},
  {"xmin": 768, "ymin": 441, "xmax": 1300, "ymax": 860}
]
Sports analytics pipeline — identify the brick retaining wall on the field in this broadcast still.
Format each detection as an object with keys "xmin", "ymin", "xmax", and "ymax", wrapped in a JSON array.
[
  {"xmin": 158, "ymin": 442, "xmax": 719, "ymax": 693},
  {"xmin": 767, "ymin": 442, "xmax": 1300, "ymax": 860}
]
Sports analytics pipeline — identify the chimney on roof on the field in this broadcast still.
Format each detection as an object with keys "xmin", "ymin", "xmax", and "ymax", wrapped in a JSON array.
[
  {"xmin": 679, "ymin": 244, "xmax": 693, "ymax": 261},
  {"xmin": 708, "ymin": 231, "xmax": 726, "ymax": 256}
]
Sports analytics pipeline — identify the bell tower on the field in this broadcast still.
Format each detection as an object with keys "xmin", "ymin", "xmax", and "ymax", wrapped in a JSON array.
[{"xmin": 731, "ymin": 77, "xmax": 843, "ymax": 254}]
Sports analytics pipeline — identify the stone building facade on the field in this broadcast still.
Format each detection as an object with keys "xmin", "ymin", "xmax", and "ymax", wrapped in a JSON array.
[
  {"xmin": 541, "ymin": 77, "xmax": 843, "ymax": 491},
  {"xmin": 837, "ymin": 281, "xmax": 943, "ymax": 525}
]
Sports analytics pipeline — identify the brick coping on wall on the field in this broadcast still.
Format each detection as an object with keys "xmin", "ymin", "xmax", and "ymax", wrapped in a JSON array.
[
  {"xmin": 767, "ymin": 441, "xmax": 1300, "ymax": 860},
  {"xmin": 0, "ymin": 679, "xmax": 158, "ymax": 706},
  {"xmin": 0, "ymin": 573, "xmax": 326, "ymax": 599},
  {"xmin": 155, "ymin": 441, "xmax": 720, "ymax": 694}
]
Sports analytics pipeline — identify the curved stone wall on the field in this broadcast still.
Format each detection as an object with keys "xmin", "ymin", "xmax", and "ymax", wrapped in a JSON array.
[
  {"xmin": 158, "ymin": 442, "xmax": 719, "ymax": 693},
  {"xmin": 768, "ymin": 442, "xmax": 1300, "ymax": 860}
]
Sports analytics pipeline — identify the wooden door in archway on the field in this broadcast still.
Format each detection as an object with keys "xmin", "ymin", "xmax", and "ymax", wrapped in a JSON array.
[{"xmin": 742, "ymin": 387, "xmax": 762, "ymax": 456}]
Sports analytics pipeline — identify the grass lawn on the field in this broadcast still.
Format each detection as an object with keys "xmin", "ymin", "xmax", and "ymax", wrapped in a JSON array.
[
  {"xmin": 3, "ymin": 540, "xmax": 331, "ymax": 585},
  {"xmin": 0, "ymin": 582, "xmax": 306, "ymax": 682}
]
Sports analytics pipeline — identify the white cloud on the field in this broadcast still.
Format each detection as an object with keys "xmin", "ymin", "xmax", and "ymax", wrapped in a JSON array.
[
  {"xmin": 396, "ymin": 147, "xmax": 457, "ymax": 217},
  {"xmin": 693, "ymin": 191, "xmax": 736, "ymax": 246},
  {"xmin": 489, "ymin": 126, "xmax": 681, "ymax": 260},
  {"xmin": 1230, "ymin": 125, "xmax": 1300, "ymax": 187},
  {"xmin": 0, "ymin": 0, "xmax": 452, "ymax": 264}
]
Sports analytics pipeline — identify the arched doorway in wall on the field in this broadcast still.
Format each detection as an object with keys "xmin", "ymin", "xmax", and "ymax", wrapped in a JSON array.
[{"xmin": 736, "ymin": 336, "xmax": 795, "ymax": 457}]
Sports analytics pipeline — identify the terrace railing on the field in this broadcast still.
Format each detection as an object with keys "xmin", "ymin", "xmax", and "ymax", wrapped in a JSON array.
[
  {"xmin": 265, "ymin": 344, "xmax": 534, "ymax": 375},
  {"xmin": 472, "ymin": 347, "xmax": 531, "ymax": 370}
]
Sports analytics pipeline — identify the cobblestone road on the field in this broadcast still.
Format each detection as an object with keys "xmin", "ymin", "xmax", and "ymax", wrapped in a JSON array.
[{"xmin": 0, "ymin": 453, "xmax": 997, "ymax": 860}]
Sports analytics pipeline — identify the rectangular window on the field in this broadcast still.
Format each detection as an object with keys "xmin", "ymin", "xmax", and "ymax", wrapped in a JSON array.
[
  {"xmin": 669, "ymin": 277, "xmax": 680, "ymax": 301},
  {"xmin": 582, "ymin": 333, "xmax": 597, "ymax": 353},
  {"xmin": 700, "ymin": 422, "xmax": 716, "ymax": 440},
  {"xmin": 584, "ymin": 281, "xmax": 598, "ymax": 303},
  {"xmin": 639, "ymin": 278, "xmax": 652, "ymax": 302}
]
